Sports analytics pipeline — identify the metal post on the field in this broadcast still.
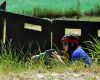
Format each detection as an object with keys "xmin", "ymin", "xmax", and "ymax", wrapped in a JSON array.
[{"xmin": 51, "ymin": 31, "xmax": 53, "ymax": 49}]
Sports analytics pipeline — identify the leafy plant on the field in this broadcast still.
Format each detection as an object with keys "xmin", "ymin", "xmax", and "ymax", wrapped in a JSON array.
[{"xmin": 85, "ymin": 37, "xmax": 100, "ymax": 64}]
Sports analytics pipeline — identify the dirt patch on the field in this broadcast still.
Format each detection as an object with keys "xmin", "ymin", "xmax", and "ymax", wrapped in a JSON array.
[{"xmin": 0, "ymin": 70, "xmax": 99, "ymax": 80}]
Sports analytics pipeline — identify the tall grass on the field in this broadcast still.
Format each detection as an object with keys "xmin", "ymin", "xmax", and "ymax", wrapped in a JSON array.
[
  {"xmin": 0, "ymin": 39, "xmax": 99, "ymax": 74},
  {"xmin": 0, "ymin": 0, "xmax": 99, "ymax": 17},
  {"xmin": 0, "ymin": 42, "xmax": 27, "ymax": 74},
  {"xmin": 0, "ymin": 41, "xmax": 68, "ymax": 74},
  {"xmin": 0, "ymin": 41, "xmax": 45, "ymax": 74},
  {"xmin": 85, "ymin": 37, "xmax": 100, "ymax": 64}
]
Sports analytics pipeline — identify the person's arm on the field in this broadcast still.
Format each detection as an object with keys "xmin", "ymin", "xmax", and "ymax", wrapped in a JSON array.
[{"xmin": 31, "ymin": 53, "xmax": 45, "ymax": 59}]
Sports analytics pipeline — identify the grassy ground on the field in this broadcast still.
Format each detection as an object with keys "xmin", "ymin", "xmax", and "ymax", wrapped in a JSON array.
[{"xmin": 0, "ymin": 67, "xmax": 99, "ymax": 80}]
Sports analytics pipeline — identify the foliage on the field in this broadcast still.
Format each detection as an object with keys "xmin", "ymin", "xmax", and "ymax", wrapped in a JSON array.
[
  {"xmin": 85, "ymin": 37, "xmax": 100, "ymax": 64},
  {"xmin": 0, "ymin": 0, "xmax": 100, "ymax": 17},
  {"xmin": 0, "ymin": 39, "xmax": 99, "ymax": 74}
]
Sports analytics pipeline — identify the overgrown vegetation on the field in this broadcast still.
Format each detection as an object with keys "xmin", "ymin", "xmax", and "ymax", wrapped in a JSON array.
[
  {"xmin": 85, "ymin": 38, "xmax": 100, "ymax": 64},
  {"xmin": 0, "ymin": 0, "xmax": 100, "ymax": 18},
  {"xmin": 0, "ymin": 38, "xmax": 99, "ymax": 75},
  {"xmin": 0, "ymin": 41, "xmax": 67, "ymax": 74}
]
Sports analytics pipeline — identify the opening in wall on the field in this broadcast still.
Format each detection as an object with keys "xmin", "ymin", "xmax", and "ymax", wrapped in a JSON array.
[
  {"xmin": 65, "ymin": 28, "xmax": 81, "ymax": 36},
  {"xmin": 98, "ymin": 30, "xmax": 100, "ymax": 37},
  {"xmin": 24, "ymin": 23, "xmax": 42, "ymax": 31}
]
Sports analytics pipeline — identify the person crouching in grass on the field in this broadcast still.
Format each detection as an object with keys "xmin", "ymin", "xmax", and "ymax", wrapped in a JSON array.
[{"xmin": 31, "ymin": 34, "xmax": 92, "ymax": 67}]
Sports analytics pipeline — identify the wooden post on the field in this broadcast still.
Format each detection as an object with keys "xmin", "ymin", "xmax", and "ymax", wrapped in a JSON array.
[{"xmin": 3, "ymin": 18, "xmax": 6, "ymax": 44}]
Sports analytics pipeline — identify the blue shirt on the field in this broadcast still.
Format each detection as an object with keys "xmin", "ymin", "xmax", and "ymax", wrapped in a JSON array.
[{"xmin": 71, "ymin": 47, "xmax": 92, "ymax": 66}]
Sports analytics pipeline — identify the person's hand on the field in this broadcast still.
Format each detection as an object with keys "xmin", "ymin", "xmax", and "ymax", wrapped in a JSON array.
[
  {"xmin": 52, "ymin": 51, "xmax": 65, "ymax": 64},
  {"xmin": 59, "ymin": 50, "xmax": 69, "ymax": 61},
  {"xmin": 52, "ymin": 51, "xmax": 59, "ymax": 59}
]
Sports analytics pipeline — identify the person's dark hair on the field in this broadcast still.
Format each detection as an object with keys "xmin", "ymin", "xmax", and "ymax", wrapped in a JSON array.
[
  {"xmin": 61, "ymin": 34, "xmax": 80, "ymax": 61},
  {"xmin": 61, "ymin": 34, "xmax": 79, "ymax": 43}
]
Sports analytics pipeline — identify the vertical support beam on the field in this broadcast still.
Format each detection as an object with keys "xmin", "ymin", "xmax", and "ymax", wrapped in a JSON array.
[
  {"xmin": 3, "ymin": 18, "xmax": 6, "ymax": 44},
  {"xmin": 50, "ymin": 32, "xmax": 53, "ymax": 49}
]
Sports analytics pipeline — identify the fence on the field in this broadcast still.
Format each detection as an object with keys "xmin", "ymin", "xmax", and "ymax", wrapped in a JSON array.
[
  {"xmin": 0, "ymin": 1, "xmax": 6, "ymax": 41},
  {"xmin": 0, "ymin": 1, "xmax": 100, "ymax": 54},
  {"xmin": 52, "ymin": 20, "xmax": 100, "ymax": 50}
]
